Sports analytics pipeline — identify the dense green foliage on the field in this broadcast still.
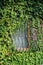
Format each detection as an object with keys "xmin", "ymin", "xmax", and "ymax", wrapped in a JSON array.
[{"xmin": 0, "ymin": 0, "xmax": 43, "ymax": 65}]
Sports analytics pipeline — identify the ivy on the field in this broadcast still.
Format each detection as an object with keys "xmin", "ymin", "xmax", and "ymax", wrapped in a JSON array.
[{"xmin": 0, "ymin": 0, "xmax": 43, "ymax": 65}]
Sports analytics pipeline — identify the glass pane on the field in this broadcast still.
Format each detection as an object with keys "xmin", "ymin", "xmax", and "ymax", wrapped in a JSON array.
[{"xmin": 11, "ymin": 22, "xmax": 29, "ymax": 50}]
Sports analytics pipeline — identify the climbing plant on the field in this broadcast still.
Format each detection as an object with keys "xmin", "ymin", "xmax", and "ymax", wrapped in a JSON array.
[{"xmin": 0, "ymin": 0, "xmax": 43, "ymax": 65}]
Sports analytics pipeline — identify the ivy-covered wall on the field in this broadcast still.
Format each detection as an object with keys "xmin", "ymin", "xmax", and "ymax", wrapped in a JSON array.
[{"xmin": 0, "ymin": 0, "xmax": 43, "ymax": 65}]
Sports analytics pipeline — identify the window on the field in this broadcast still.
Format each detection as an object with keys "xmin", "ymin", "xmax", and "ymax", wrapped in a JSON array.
[{"xmin": 11, "ymin": 22, "xmax": 30, "ymax": 51}]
